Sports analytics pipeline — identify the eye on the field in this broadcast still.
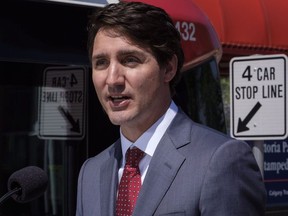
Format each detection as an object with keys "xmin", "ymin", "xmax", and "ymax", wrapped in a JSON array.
[
  {"xmin": 93, "ymin": 58, "xmax": 109, "ymax": 70},
  {"xmin": 122, "ymin": 56, "xmax": 141, "ymax": 67}
]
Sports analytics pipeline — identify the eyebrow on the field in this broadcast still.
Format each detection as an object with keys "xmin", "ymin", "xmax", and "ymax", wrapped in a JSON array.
[
  {"xmin": 92, "ymin": 53, "xmax": 106, "ymax": 62},
  {"xmin": 119, "ymin": 49, "xmax": 145, "ymax": 56},
  {"xmin": 92, "ymin": 49, "xmax": 148, "ymax": 62}
]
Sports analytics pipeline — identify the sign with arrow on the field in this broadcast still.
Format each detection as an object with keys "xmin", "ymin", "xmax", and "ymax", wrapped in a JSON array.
[
  {"xmin": 230, "ymin": 54, "xmax": 288, "ymax": 140},
  {"xmin": 38, "ymin": 66, "xmax": 86, "ymax": 140}
]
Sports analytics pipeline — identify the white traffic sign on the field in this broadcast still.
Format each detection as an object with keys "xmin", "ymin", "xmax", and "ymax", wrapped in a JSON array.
[
  {"xmin": 38, "ymin": 66, "xmax": 86, "ymax": 140},
  {"xmin": 230, "ymin": 54, "xmax": 288, "ymax": 140}
]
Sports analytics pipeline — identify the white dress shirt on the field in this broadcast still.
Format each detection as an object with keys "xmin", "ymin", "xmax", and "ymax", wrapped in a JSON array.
[{"xmin": 118, "ymin": 101, "xmax": 178, "ymax": 183}]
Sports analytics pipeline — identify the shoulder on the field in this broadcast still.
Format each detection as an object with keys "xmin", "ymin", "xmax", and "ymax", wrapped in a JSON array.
[
  {"xmin": 170, "ymin": 109, "xmax": 252, "ymax": 157},
  {"xmin": 79, "ymin": 140, "xmax": 120, "ymax": 175},
  {"xmin": 171, "ymin": 109, "xmax": 239, "ymax": 144}
]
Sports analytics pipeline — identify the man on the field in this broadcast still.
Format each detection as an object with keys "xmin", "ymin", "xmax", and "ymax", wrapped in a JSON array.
[{"xmin": 76, "ymin": 1, "xmax": 266, "ymax": 215}]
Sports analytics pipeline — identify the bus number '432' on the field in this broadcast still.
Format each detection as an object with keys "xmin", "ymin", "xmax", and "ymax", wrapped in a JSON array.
[{"xmin": 175, "ymin": 21, "xmax": 196, "ymax": 42}]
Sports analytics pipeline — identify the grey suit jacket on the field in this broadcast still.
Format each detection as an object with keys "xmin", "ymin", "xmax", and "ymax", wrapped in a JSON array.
[{"xmin": 76, "ymin": 109, "xmax": 266, "ymax": 216}]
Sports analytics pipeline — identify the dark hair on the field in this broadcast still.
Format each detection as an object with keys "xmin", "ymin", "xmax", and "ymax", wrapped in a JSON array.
[{"xmin": 87, "ymin": 1, "xmax": 184, "ymax": 95}]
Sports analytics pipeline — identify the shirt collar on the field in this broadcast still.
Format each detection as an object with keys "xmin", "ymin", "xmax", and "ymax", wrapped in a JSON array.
[{"xmin": 120, "ymin": 100, "xmax": 178, "ymax": 158}]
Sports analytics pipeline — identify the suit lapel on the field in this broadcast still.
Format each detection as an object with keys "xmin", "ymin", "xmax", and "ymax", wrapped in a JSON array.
[
  {"xmin": 133, "ymin": 110, "xmax": 191, "ymax": 216},
  {"xmin": 100, "ymin": 140, "xmax": 122, "ymax": 215}
]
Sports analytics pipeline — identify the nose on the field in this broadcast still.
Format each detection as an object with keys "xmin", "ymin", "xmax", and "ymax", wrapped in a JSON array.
[{"xmin": 106, "ymin": 61, "xmax": 125, "ymax": 90}]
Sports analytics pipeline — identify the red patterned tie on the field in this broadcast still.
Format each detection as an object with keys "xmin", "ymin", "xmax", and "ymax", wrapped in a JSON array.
[{"xmin": 116, "ymin": 147, "xmax": 145, "ymax": 216}]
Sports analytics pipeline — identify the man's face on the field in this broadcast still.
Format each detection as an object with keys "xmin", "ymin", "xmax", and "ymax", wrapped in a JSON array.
[{"xmin": 91, "ymin": 29, "xmax": 176, "ymax": 140}]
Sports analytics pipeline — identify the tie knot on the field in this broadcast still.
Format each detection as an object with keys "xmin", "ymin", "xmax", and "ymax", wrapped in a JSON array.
[{"xmin": 125, "ymin": 148, "xmax": 144, "ymax": 167}]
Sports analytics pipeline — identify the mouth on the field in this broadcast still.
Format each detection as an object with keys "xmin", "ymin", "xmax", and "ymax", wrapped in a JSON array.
[
  {"xmin": 108, "ymin": 95, "xmax": 131, "ymax": 107},
  {"xmin": 110, "ymin": 95, "xmax": 129, "ymax": 101}
]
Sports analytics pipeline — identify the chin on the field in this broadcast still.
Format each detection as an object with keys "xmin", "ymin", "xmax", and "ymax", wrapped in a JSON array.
[
  {"xmin": 108, "ymin": 115, "xmax": 126, "ymax": 126},
  {"xmin": 108, "ymin": 113, "xmax": 134, "ymax": 126}
]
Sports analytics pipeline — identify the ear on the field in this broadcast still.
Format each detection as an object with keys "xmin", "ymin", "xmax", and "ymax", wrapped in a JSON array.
[{"xmin": 164, "ymin": 54, "xmax": 178, "ymax": 83}]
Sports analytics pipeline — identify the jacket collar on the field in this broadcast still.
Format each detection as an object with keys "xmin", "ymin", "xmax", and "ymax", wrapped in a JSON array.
[
  {"xmin": 99, "ymin": 109, "xmax": 192, "ymax": 215},
  {"xmin": 133, "ymin": 109, "xmax": 192, "ymax": 215},
  {"xmin": 100, "ymin": 140, "xmax": 122, "ymax": 215}
]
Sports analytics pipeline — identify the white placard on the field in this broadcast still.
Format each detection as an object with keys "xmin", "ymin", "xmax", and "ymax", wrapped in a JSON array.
[
  {"xmin": 230, "ymin": 54, "xmax": 288, "ymax": 140},
  {"xmin": 38, "ymin": 66, "xmax": 86, "ymax": 140}
]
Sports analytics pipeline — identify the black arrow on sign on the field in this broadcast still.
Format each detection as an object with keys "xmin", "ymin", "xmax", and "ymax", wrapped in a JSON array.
[
  {"xmin": 237, "ymin": 102, "xmax": 262, "ymax": 133},
  {"xmin": 58, "ymin": 106, "xmax": 80, "ymax": 133}
]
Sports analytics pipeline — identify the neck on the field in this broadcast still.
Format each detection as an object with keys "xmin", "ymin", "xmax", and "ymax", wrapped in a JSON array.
[{"xmin": 121, "ymin": 100, "xmax": 172, "ymax": 142}]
